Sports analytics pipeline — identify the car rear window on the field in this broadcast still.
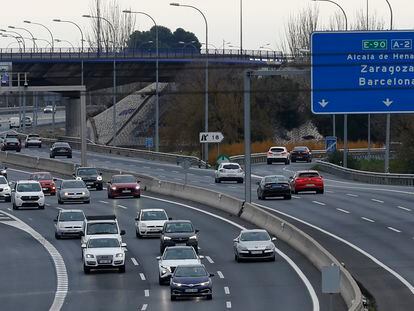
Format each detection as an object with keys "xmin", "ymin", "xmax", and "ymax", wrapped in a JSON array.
[
  {"xmin": 293, "ymin": 147, "xmax": 308, "ymax": 152},
  {"xmin": 54, "ymin": 143, "xmax": 70, "ymax": 148},
  {"xmin": 87, "ymin": 223, "xmax": 118, "ymax": 235},
  {"xmin": 223, "ymin": 164, "xmax": 240, "ymax": 170},
  {"xmin": 163, "ymin": 248, "xmax": 197, "ymax": 260},
  {"xmin": 298, "ymin": 172, "xmax": 320, "ymax": 178},
  {"xmin": 60, "ymin": 211, "xmax": 85, "ymax": 222},
  {"xmin": 141, "ymin": 211, "xmax": 167, "ymax": 221},
  {"xmin": 264, "ymin": 176, "xmax": 288, "ymax": 183},
  {"xmin": 270, "ymin": 147, "xmax": 285, "ymax": 152},
  {"xmin": 165, "ymin": 222, "xmax": 194, "ymax": 233}
]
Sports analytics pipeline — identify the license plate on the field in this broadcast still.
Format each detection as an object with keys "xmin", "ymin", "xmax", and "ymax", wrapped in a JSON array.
[
  {"xmin": 99, "ymin": 260, "xmax": 111, "ymax": 264},
  {"xmin": 86, "ymin": 182, "xmax": 93, "ymax": 185},
  {"xmin": 251, "ymin": 250, "xmax": 262, "ymax": 255},
  {"xmin": 175, "ymin": 243, "xmax": 186, "ymax": 246},
  {"xmin": 306, "ymin": 184, "xmax": 315, "ymax": 187},
  {"xmin": 122, "ymin": 190, "xmax": 131, "ymax": 193},
  {"xmin": 185, "ymin": 288, "xmax": 198, "ymax": 293},
  {"xmin": 59, "ymin": 149, "xmax": 66, "ymax": 152}
]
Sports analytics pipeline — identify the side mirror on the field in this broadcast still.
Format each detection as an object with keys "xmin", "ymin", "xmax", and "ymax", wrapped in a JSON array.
[
  {"xmin": 199, "ymin": 255, "xmax": 205, "ymax": 259},
  {"xmin": 80, "ymin": 231, "xmax": 84, "ymax": 237},
  {"xmin": 72, "ymin": 173, "xmax": 76, "ymax": 177},
  {"xmin": 120, "ymin": 229, "xmax": 126, "ymax": 236},
  {"xmin": 53, "ymin": 218, "xmax": 57, "ymax": 223},
  {"xmin": 99, "ymin": 172, "xmax": 102, "ymax": 176},
  {"xmin": 11, "ymin": 189, "xmax": 15, "ymax": 193},
  {"xmin": 134, "ymin": 217, "xmax": 139, "ymax": 221},
  {"xmin": 121, "ymin": 242, "xmax": 127, "ymax": 248},
  {"xmin": 256, "ymin": 181, "xmax": 260, "ymax": 185},
  {"xmin": 271, "ymin": 237, "xmax": 277, "ymax": 242},
  {"xmin": 233, "ymin": 238, "xmax": 239, "ymax": 243},
  {"xmin": 289, "ymin": 176, "xmax": 293, "ymax": 180},
  {"xmin": 209, "ymin": 273, "xmax": 215, "ymax": 277},
  {"xmin": 53, "ymin": 178, "xmax": 57, "ymax": 182},
  {"xmin": 168, "ymin": 217, "xmax": 173, "ymax": 220},
  {"xmin": 156, "ymin": 256, "xmax": 161, "ymax": 260},
  {"xmin": 195, "ymin": 229, "xmax": 199, "ymax": 233},
  {"xmin": 137, "ymin": 180, "xmax": 141, "ymax": 183},
  {"xmin": 81, "ymin": 243, "xmax": 86, "ymax": 248},
  {"xmin": 108, "ymin": 181, "xmax": 112, "ymax": 184}
]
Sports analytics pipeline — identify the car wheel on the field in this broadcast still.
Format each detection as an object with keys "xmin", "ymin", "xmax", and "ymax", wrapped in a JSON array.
[
  {"xmin": 83, "ymin": 264, "xmax": 90, "ymax": 274},
  {"xmin": 170, "ymin": 295, "xmax": 176, "ymax": 301},
  {"xmin": 134, "ymin": 195, "xmax": 141, "ymax": 198},
  {"xmin": 284, "ymin": 195, "xmax": 292, "ymax": 200},
  {"xmin": 158, "ymin": 275, "xmax": 165, "ymax": 285},
  {"xmin": 51, "ymin": 192, "xmax": 56, "ymax": 196},
  {"xmin": 285, "ymin": 159, "xmax": 289, "ymax": 165},
  {"xmin": 12, "ymin": 202, "xmax": 18, "ymax": 210},
  {"xmin": 270, "ymin": 255, "xmax": 276, "ymax": 262},
  {"xmin": 55, "ymin": 232, "xmax": 61, "ymax": 239},
  {"xmin": 292, "ymin": 159, "xmax": 296, "ymax": 163},
  {"xmin": 5, "ymin": 197, "xmax": 11, "ymax": 202},
  {"xmin": 216, "ymin": 178, "xmax": 221, "ymax": 183},
  {"xmin": 16, "ymin": 149, "xmax": 21, "ymax": 153},
  {"xmin": 235, "ymin": 253, "xmax": 240, "ymax": 262},
  {"xmin": 39, "ymin": 205, "xmax": 45, "ymax": 210},
  {"xmin": 237, "ymin": 179, "xmax": 243, "ymax": 184},
  {"xmin": 68, "ymin": 155, "xmax": 72, "ymax": 158},
  {"xmin": 107, "ymin": 193, "xmax": 113, "ymax": 199},
  {"xmin": 118, "ymin": 265, "xmax": 126, "ymax": 273},
  {"xmin": 50, "ymin": 155, "xmax": 55, "ymax": 158},
  {"xmin": 317, "ymin": 189, "xmax": 324, "ymax": 194},
  {"xmin": 206, "ymin": 294, "xmax": 212, "ymax": 300},
  {"xmin": 267, "ymin": 160, "xmax": 272, "ymax": 165},
  {"xmin": 97, "ymin": 185, "xmax": 103, "ymax": 191},
  {"xmin": 160, "ymin": 246, "xmax": 165, "ymax": 254},
  {"xmin": 84, "ymin": 200, "xmax": 90, "ymax": 204},
  {"xmin": 25, "ymin": 144, "xmax": 28, "ymax": 148},
  {"xmin": 58, "ymin": 199, "xmax": 63, "ymax": 204},
  {"xmin": 214, "ymin": 178, "xmax": 218, "ymax": 183},
  {"xmin": 136, "ymin": 230, "xmax": 142, "ymax": 239}
]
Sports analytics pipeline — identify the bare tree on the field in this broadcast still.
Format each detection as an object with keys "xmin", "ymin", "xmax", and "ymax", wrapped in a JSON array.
[
  {"xmin": 351, "ymin": 10, "xmax": 385, "ymax": 30},
  {"xmin": 328, "ymin": 12, "xmax": 346, "ymax": 31},
  {"xmin": 86, "ymin": 0, "xmax": 136, "ymax": 51}
]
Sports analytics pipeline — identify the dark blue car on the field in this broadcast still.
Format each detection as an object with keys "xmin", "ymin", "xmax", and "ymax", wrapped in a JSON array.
[{"xmin": 170, "ymin": 264, "xmax": 214, "ymax": 300}]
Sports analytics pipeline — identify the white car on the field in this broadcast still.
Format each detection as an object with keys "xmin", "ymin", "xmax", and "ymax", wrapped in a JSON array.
[
  {"xmin": 266, "ymin": 146, "xmax": 290, "ymax": 165},
  {"xmin": 214, "ymin": 162, "xmax": 244, "ymax": 183},
  {"xmin": 8, "ymin": 117, "xmax": 20, "ymax": 129},
  {"xmin": 11, "ymin": 180, "xmax": 45, "ymax": 210},
  {"xmin": 25, "ymin": 134, "xmax": 42, "ymax": 148},
  {"xmin": 82, "ymin": 235, "xmax": 127, "ymax": 274},
  {"xmin": 54, "ymin": 209, "xmax": 86, "ymax": 239},
  {"xmin": 157, "ymin": 246, "xmax": 203, "ymax": 284},
  {"xmin": 135, "ymin": 209, "xmax": 170, "ymax": 238},
  {"xmin": 0, "ymin": 176, "xmax": 11, "ymax": 202},
  {"xmin": 233, "ymin": 229, "xmax": 276, "ymax": 262},
  {"xmin": 43, "ymin": 105, "xmax": 55, "ymax": 113},
  {"xmin": 21, "ymin": 116, "xmax": 32, "ymax": 127}
]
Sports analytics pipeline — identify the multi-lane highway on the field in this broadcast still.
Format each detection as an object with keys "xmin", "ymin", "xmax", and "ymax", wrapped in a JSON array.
[
  {"xmin": 0, "ymin": 167, "xmax": 345, "ymax": 311},
  {"xmin": 12, "ymin": 145, "xmax": 414, "ymax": 310},
  {"xmin": 0, "ymin": 111, "xmax": 65, "ymax": 129}
]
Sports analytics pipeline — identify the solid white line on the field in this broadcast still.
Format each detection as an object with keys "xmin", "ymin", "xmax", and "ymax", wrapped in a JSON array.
[
  {"xmin": 336, "ymin": 208, "xmax": 350, "ymax": 214},
  {"xmin": 217, "ymin": 271, "xmax": 224, "ymax": 279},
  {"xmin": 346, "ymin": 193, "xmax": 359, "ymax": 197},
  {"xmin": 131, "ymin": 258, "xmax": 139, "ymax": 266},
  {"xmin": 387, "ymin": 227, "xmax": 402, "ymax": 233},
  {"xmin": 312, "ymin": 201, "xmax": 326, "ymax": 206},
  {"xmin": 99, "ymin": 200, "xmax": 109, "ymax": 204},
  {"xmin": 117, "ymin": 204, "xmax": 128, "ymax": 210},
  {"xmin": 156, "ymin": 168, "xmax": 164, "ymax": 171},
  {"xmin": 224, "ymin": 286, "xmax": 230, "ymax": 295},
  {"xmin": 139, "ymin": 273, "xmax": 146, "ymax": 281},
  {"xmin": 371, "ymin": 199, "xmax": 384, "ymax": 203},
  {"xmin": 226, "ymin": 301, "xmax": 232, "ymax": 309},
  {"xmin": 144, "ymin": 289, "xmax": 150, "ymax": 297},
  {"xmin": 205, "ymin": 256, "xmax": 214, "ymax": 264},
  {"xmin": 141, "ymin": 304, "xmax": 148, "ymax": 311},
  {"xmin": 254, "ymin": 202, "xmax": 414, "ymax": 295},
  {"xmin": 361, "ymin": 217, "xmax": 375, "ymax": 223},
  {"xmin": 397, "ymin": 206, "xmax": 411, "ymax": 212}
]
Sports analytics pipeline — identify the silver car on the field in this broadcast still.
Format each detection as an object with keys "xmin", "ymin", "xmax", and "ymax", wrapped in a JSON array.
[
  {"xmin": 54, "ymin": 209, "xmax": 86, "ymax": 239},
  {"xmin": 57, "ymin": 179, "xmax": 90, "ymax": 204},
  {"xmin": 233, "ymin": 229, "xmax": 276, "ymax": 262}
]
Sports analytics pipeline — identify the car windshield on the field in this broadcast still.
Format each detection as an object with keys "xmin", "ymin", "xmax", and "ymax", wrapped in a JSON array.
[
  {"xmin": 222, "ymin": 164, "xmax": 240, "ymax": 170},
  {"xmin": 77, "ymin": 168, "xmax": 98, "ymax": 176},
  {"xmin": 62, "ymin": 180, "xmax": 86, "ymax": 189},
  {"xmin": 240, "ymin": 231, "xmax": 270, "ymax": 242},
  {"xmin": 88, "ymin": 238, "xmax": 119, "ymax": 248},
  {"xmin": 28, "ymin": 135, "xmax": 40, "ymax": 139},
  {"xmin": 141, "ymin": 211, "xmax": 167, "ymax": 221},
  {"xmin": 165, "ymin": 222, "xmax": 194, "ymax": 233},
  {"xmin": 174, "ymin": 266, "xmax": 207, "ymax": 277},
  {"xmin": 264, "ymin": 176, "xmax": 288, "ymax": 184},
  {"xmin": 54, "ymin": 143, "xmax": 70, "ymax": 148},
  {"xmin": 59, "ymin": 211, "xmax": 85, "ymax": 222},
  {"xmin": 31, "ymin": 173, "xmax": 52, "ymax": 180},
  {"xmin": 17, "ymin": 183, "xmax": 41, "ymax": 192},
  {"xmin": 112, "ymin": 175, "xmax": 136, "ymax": 183},
  {"xmin": 87, "ymin": 223, "xmax": 118, "ymax": 235},
  {"xmin": 298, "ymin": 172, "xmax": 320, "ymax": 178},
  {"xmin": 163, "ymin": 248, "xmax": 197, "ymax": 260},
  {"xmin": 270, "ymin": 147, "xmax": 285, "ymax": 152},
  {"xmin": 0, "ymin": 176, "xmax": 7, "ymax": 184}
]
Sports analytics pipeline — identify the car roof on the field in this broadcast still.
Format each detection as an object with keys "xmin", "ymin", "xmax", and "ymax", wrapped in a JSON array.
[
  {"xmin": 175, "ymin": 263, "xmax": 205, "ymax": 269},
  {"xmin": 31, "ymin": 171, "xmax": 52, "ymax": 175},
  {"xmin": 88, "ymin": 235, "xmax": 121, "ymax": 241},
  {"xmin": 17, "ymin": 180, "xmax": 40, "ymax": 184},
  {"xmin": 240, "ymin": 229, "xmax": 268, "ymax": 234},
  {"xmin": 165, "ymin": 246, "xmax": 195, "ymax": 250},
  {"xmin": 140, "ymin": 209, "xmax": 166, "ymax": 212},
  {"xmin": 263, "ymin": 175, "xmax": 286, "ymax": 179},
  {"xmin": 77, "ymin": 167, "xmax": 97, "ymax": 169},
  {"xmin": 112, "ymin": 174, "xmax": 134, "ymax": 177},
  {"xmin": 296, "ymin": 170, "xmax": 319, "ymax": 174},
  {"xmin": 269, "ymin": 146, "xmax": 286, "ymax": 149},
  {"xmin": 220, "ymin": 162, "xmax": 240, "ymax": 166}
]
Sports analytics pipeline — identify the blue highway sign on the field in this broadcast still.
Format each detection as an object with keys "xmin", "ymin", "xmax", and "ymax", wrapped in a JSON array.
[{"xmin": 311, "ymin": 31, "xmax": 414, "ymax": 114}]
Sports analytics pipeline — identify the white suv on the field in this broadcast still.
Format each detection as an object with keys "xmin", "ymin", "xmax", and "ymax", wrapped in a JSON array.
[
  {"xmin": 266, "ymin": 146, "xmax": 290, "ymax": 165},
  {"xmin": 11, "ymin": 180, "xmax": 45, "ymax": 210},
  {"xmin": 81, "ymin": 215, "xmax": 125, "ymax": 246},
  {"xmin": 0, "ymin": 176, "xmax": 11, "ymax": 202},
  {"xmin": 215, "ymin": 162, "xmax": 244, "ymax": 183},
  {"xmin": 135, "ymin": 209, "xmax": 170, "ymax": 238}
]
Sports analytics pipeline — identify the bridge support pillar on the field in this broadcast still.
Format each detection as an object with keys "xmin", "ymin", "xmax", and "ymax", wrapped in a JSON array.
[{"xmin": 65, "ymin": 98, "xmax": 81, "ymax": 137}]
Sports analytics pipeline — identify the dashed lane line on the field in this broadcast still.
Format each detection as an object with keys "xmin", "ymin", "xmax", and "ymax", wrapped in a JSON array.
[
  {"xmin": 397, "ymin": 206, "xmax": 411, "ymax": 212},
  {"xmin": 361, "ymin": 217, "xmax": 375, "ymax": 223},
  {"xmin": 387, "ymin": 227, "xmax": 402, "ymax": 233},
  {"xmin": 144, "ymin": 289, "xmax": 150, "ymax": 297},
  {"xmin": 336, "ymin": 208, "xmax": 350, "ymax": 214},
  {"xmin": 292, "ymin": 195, "xmax": 301, "ymax": 199},
  {"xmin": 205, "ymin": 256, "xmax": 214, "ymax": 264},
  {"xmin": 141, "ymin": 304, "xmax": 148, "ymax": 311},
  {"xmin": 131, "ymin": 258, "xmax": 139, "ymax": 266},
  {"xmin": 312, "ymin": 201, "xmax": 326, "ymax": 206},
  {"xmin": 99, "ymin": 200, "xmax": 109, "ymax": 204},
  {"xmin": 224, "ymin": 286, "xmax": 230, "ymax": 295},
  {"xmin": 226, "ymin": 301, "xmax": 232, "ymax": 309},
  {"xmin": 217, "ymin": 271, "xmax": 224, "ymax": 279},
  {"xmin": 117, "ymin": 204, "xmax": 128, "ymax": 210},
  {"xmin": 346, "ymin": 193, "xmax": 359, "ymax": 197},
  {"xmin": 371, "ymin": 199, "xmax": 384, "ymax": 204},
  {"xmin": 139, "ymin": 273, "xmax": 146, "ymax": 281},
  {"xmin": 325, "ymin": 190, "xmax": 334, "ymax": 194}
]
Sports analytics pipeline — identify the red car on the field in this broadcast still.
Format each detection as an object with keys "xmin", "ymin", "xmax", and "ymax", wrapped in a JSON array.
[
  {"xmin": 107, "ymin": 174, "xmax": 141, "ymax": 199},
  {"xmin": 29, "ymin": 171, "xmax": 56, "ymax": 195},
  {"xmin": 289, "ymin": 170, "xmax": 324, "ymax": 194}
]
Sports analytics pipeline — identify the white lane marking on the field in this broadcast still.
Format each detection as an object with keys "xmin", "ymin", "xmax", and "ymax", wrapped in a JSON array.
[
  {"xmin": 131, "ymin": 258, "xmax": 139, "ymax": 266},
  {"xmin": 292, "ymin": 195, "xmax": 301, "ymax": 199},
  {"xmin": 336, "ymin": 208, "xmax": 350, "ymax": 214},
  {"xmin": 326, "ymin": 183, "xmax": 414, "ymax": 196},
  {"xmin": 0, "ymin": 211, "xmax": 68, "ymax": 310},
  {"xmin": 224, "ymin": 286, "xmax": 230, "ymax": 295},
  {"xmin": 226, "ymin": 301, "xmax": 232, "ymax": 309},
  {"xmin": 144, "ymin": 289, "xmax": 150, "ymax": 297},
  {"xmin": 45, "ymin": 203, "xmax": 51, "ymax": 206},
  {"xmin": 217, "ymin": 271, "xmax": 224, "ymax": 279},
  {"xmin": 142, "ymin": 194, "xmax": 320, "ymax": 311},
  {"xmin": 230, "ymin": 186, "xmax": 237, "ymax": 189},
  {"xmin": 117, "ymin": 204, "xmax": 128, "ymax": 210},
  {"xmin": 346, "ymin": 193, "xmax": 359, "ymax": 197},
  {"xmin": 371, "ymin": 199, "xmax": 384, "ymax": 204},
  {"xmin": 254, "ymin": 202, "xmax": 414, "ymax": 295},
  {"xmin": 7, "ymin": 208, "xmax": 11, "ymax": 211},
  {"xmin": 99, "ymin": 200, "xmax": 109, "ymax": 204},
  {"xmin": 139, "ymin": 273, "xmax": 146, "ymax": 281},
  {"xmin": 141, "ymin": 304, "xmax": 148, "ymax": 311},
  {"xmin": 325, "ymin": 190, "xmax": 334, "ymax": 193},
  {"xmin": 387, "ymin": 227, "xmax": 402, "ymax": 233},
  {"xmin": 397, "ymin": 206, "xmax": 411, "ymax": 212},
  {"xmin": 312, "ymin": 201, "xmax": 326, "ymax": 206},
  {"xmin": 361, "ymin": 217, "xmax": 375, "ymax": 223},
  {"xmin": 205, "ymin": 256, "xmax": 214, "ymax": 264},
  {"xmin": 156, "ymin": 168, "xmax": 164, "ymax": 171}
]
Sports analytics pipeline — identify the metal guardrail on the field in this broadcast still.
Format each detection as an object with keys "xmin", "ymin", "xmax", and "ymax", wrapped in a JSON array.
[{"xmin": 315, "ymin": 160, "xmax": 414, "ymax": 186}]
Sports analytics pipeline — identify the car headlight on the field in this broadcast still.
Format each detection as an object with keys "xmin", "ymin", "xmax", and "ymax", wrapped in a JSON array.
[
  {"xmin": 64, "ymin": 192, "xmax": 69, "ymax": 196},
  {"xmin": 76, "ymin": 177, "xmax": 82, "ymax": 181},
  {"xmin": 189, "ymin": 235, "xmax": 197, "ymax": 240},
  {"xmin": 97, "ymin": 176, "xmax": 102, "ymax": 181},
  {"xmin": 265, "ymin": 244, "xmax": 274, "ymax": 250},
  {"xmin": 85, "ymin": 254, "xmax": 94, "ymax": 258},
  {"xmin": 139, "ymin": 223, "xmax": 147, "ymax": 228},
  {"xmin": 1, "ymin": 170, "xmax": 6, "ymax": 174},
  {"xmin": 160, "ymin": 265, "xmax": 171, "ymax": 274},
  {"xmin": 163, "ymin": 236, "xmax": 171, "ymax": 240},
  {"xmin": 81, "ymin": 192, "xmax": 86, "ymax": 195},
  {"xmin": 115, "ymin": 253, "xmax": 124, "ymax": 258},
  {"xmin": 238, "ymin": 245, "xmax": 248, "ymax": 251},
  {"xmin": 200, "ymin": 281, "xmax": 210, "ymax": 286},
  {"xmin": 4, "ymin": 186, "xmax": 10, "ymax": 191},
  {"xmin": 135, "ymin": 185, "xmax": 140, "ymax": 190},
  {"xmin": 172, "ymin": 282, "xmax": 183, "ymax": 287},
  {"xmin": 111, "ymin": 186, "xmax": 117, "ymax": 190}
]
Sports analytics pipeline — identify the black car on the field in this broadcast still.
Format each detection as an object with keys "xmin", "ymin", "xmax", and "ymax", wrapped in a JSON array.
[
  {"xmin": 170, "ymin": 264, "xmax": 213, "ymax": 301},
  {"xmin": 50, "ymin": 142, "xmax": 72, "ymax": 158},
  {"xmin": 160, "ymin": 220, "xmax": 199, "ymax": 254},
  {"xmin": 1, "ymin": 137, "xmax": 21, "ymax": 152},
  {"xmin": 290, "ymin": 146, "xmax": 312, "ymax": 163},
  {"xmin": 74, "ymin": 167, "xmax": 103, "ymax": 190},
  {"xmin": 257, "ymin": 175, "xmax": 291, "ymax": 200}
]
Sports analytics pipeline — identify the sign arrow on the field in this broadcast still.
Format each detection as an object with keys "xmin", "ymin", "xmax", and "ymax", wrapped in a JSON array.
[
  {"xmin": 319, "ymin": 99, "xmax": 329, "ymax": 108},
  {"xmin": 383, "ymin": 98, "xmax": 393, "ymax": 107}
]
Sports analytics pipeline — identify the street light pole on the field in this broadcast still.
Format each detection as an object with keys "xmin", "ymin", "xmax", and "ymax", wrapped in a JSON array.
[
  {"xmin": 123, "ymin": 10, "xmax": 160, "ymax": 152},
  {"xmin": 1, "ymin": 34, "xmax": 22, "ymax": 49},
  {"xmin": 83, "ymin": 14, "xmax": 117, "ymax": 146},
  {"xmin": 311, "ymin": 0, "xmax": 348, "ymax": 30},
  {"xmin": 23, "ymin": 20, "xmax": 54, "ymax": 52},
  {"xmin": 0, "ymin": 29, "xmax": 26, "ymax": 50},
  {"xmin": 384, "ymin": 0, "xmax": 393, "ymax": 173},
  {"xmin": 8, "ymin": 26, "xmax": 36, "ymax": 50},
  {"xmin": 171, "ymin": 2, "xmax": 209, "ymax": 166},
  {"xmin": 55, "ymin": 39, "xmax": 75, "ymax": 51},
  {"xmin": 240, "ymin": 0, "xmax": 243, "ymax": 55}
]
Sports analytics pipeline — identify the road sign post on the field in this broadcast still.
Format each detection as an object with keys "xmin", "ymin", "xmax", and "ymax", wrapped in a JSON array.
[
  {"xmin": 325, "ymin": 136, "xmax": 337, "ymax": 153},
  {"xmin": 145, "ymin": 137, "xmax": 154, "ymax": 151}
]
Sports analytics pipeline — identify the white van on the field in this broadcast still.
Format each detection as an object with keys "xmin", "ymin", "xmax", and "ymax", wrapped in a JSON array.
[{"xmin": 8, "ymin": 117, "xmax": 20, "ymax": 129}]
